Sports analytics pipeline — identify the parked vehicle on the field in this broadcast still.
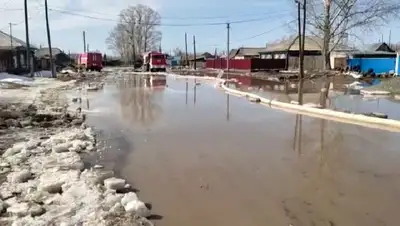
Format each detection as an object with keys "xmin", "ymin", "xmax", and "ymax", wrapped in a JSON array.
[
  {"xmin": 142, "ymin": 51, "xmax": 167, "ymax": 72},
  {"xmin": 77, "ymin": 52, "xmax": 103, "ymax": 71}
]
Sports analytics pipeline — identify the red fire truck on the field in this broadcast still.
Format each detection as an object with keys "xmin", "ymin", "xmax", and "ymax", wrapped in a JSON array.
[
  {"xmin": 77, "ymin": 52, "xmax": 103, "ymax": 72},
  {"xmin": 142, "ymin": 51, "xmax": 167, "ymax": 72}
]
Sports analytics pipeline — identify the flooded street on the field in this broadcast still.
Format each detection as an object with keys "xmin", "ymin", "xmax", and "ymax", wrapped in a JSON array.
[{"xmin": 84, "ymin": 75, "xmax": 400, "ymax": 226}]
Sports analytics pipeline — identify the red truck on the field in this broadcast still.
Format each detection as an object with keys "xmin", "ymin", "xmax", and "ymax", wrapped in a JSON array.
[
  {"xmin": 77, "ymin": 52, "xmax": 103, "ymax": 72},
  {"xmin": 142, "ymin": 51, "xmax": 167, "ymax": 72}
]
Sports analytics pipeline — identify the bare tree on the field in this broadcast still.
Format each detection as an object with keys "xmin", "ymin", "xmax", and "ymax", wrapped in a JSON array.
[
  {"xmin": 172, "ymin": 47, "xmax": 184, "ymax": 56},
  {"xmin": 306, "ymin": 0, "xmax": 400, "ymax": 69},
  {"xmin": 106, "ymin": 4, "xmax": 162, "ymax": 64}
]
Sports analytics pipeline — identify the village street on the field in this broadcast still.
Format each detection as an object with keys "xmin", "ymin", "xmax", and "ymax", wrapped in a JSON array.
[
  {"xmin": 1, "ymin": 68, "xmax": 400, "ymax": 225},
  {"xmin": 0, "ymin": 0, "xmax": 400, "ymax": 224}
]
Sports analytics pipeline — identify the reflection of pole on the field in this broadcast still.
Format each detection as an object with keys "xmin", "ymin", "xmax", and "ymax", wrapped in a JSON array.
[
  {"xmin": 293, "ymin": 114, "xmax": 303, "ymax": 155},
  {"xmin": 320, "ymin": 119, "xmax": 325, "ymax": 152},
  {"xmin": 193, "ymin": 35, "xmax": 196, "ymax": 70},
  {"xmin": 296, "ymin": 115, "xmax": 303, "ymax": 156},
  {"xmin": 226, "ymin": 94, "xmax": 230, "ymax": 121},
  {"xmin": 185, "ymin": 79, "xmax": 188, "ymax": 105},
  {"xmin": 293, "ymin": 114, "xmax": 299, "ymax": 151},
  {"xmin": 193, "ymin": 79, "xmax": 197, "ymax": 104}
]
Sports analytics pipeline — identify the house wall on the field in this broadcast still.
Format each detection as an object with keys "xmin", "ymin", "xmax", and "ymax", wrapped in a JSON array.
[
  {"xmin": 288, "ymin": 55, "xmax": 324, "ymax": 71},
  {"xmin": 189, "ymin": 61, "xmax": 205, "ymax": 68},
  {"xmin": 234, "ymin": 55, "xmax": 259, "ymax": 59},
  {"xmin": 205, "ymin": 58, "xmax": 286, "ymax": 71},
  {"xmin": 330, "ymin": 52, "xmax": 348, "ymax": 69},
  {"xmin": 347, "ymin": 57, "xmax": 396, "ymax": 74},
  {"xmin": 0, "ymin": 50, "xmax": 13, "ymax": 72}
]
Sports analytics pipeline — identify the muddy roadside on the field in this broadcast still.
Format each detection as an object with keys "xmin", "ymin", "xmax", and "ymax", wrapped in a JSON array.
[{"xmin": 0, "ymin": 70, "xmax": 154, "ymax": 226}]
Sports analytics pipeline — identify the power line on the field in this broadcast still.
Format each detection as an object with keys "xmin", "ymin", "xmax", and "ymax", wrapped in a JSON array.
[
  {"xmin": 235, "ymin": 20, "xmax": 297, "ymax": 42},
  {"xmin": 44, "ymin": 5, "xmax": 291, "ymax": 20},
  {"xmin": 48, "ymin": 8, "xmax": 288, "ymax": 27},
  {"xmin": 0, "ymin": 4, "xmax": 42, "ymax": 30}
]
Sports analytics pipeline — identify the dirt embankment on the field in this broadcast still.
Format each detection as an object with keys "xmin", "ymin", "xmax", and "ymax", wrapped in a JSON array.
[{"xmin": 0, "ymin": 75, "xmax": 153, "ymax": 226}]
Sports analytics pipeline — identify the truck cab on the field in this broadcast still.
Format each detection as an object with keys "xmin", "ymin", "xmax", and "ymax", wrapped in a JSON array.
[{"xmin": 143, "ymin": 51, "xmax": 167, "ymax": 72}]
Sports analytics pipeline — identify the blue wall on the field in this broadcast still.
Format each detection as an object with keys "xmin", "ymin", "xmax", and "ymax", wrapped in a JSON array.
[
  {"xmin": 396, "ymin": 55, "xmax": 400, "ymax": 76},
  {"xmin": 347, "ymin": 57, "xmax": 396, "ymax": 74}
]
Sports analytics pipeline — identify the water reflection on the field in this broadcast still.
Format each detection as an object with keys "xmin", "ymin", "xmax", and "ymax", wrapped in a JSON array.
[
  {"xmin": 194, "ymin": 79, "xmax": 197, "ymax": 105},
  {"xmin": 293, "ymin": 114, "xmax": 303, "ymax": 155},
  {"xmin": 86, "ymin": 98, "xmax": 90, "ymax": 109},
  {"xmin": 117, "ymin": 75, "xmax": 163, "ymax": 126},
  {"xmin": 226, "ymin": 94, "xmax": 230, "ymax": 121},
  {"xmin": 185, "ymin": 79, "xmax": 188, "ymax": 105}
]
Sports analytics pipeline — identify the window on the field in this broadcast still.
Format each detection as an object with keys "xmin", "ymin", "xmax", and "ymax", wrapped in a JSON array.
[
  {"xmin": 13, "ymin": 56, "xmax": 17, "ymax": 68},
  {"xmin": 152, "ymin": 54, "xmax": 165, "ymax": 59},
  {"xmin": 20, "ymin": 54, "xmax": 25, "ymax": 67}
]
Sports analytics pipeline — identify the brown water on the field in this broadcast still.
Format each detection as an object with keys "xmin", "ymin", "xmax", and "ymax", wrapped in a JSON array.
[
  {"xmin": 234, "ymin": 75, "xmax": 400, "ymax": 120},
  {"xmin": 84, "ymin": 75, "xmax": 400, "ymax": 226}
]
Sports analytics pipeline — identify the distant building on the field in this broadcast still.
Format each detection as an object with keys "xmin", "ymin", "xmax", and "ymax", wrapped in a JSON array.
[
  {"xmin": 259, "ymin": 35, "xmax": 355, "ymax": 71},
  {"xmin": 0, "ymin": 30, "xmax": 36, "ymax": 73},
  {"xmin": 35, "ymin": 48, "xmax": 73, "ymax": 70},
  {"xmin": 228, "ymin": 47, "xmax": 267, "ymax": 59},
  {"xmin": 188, "ymin": 52, "xmax": 214, "ymax": 68},
  {"xmin": 346, "ymin": 43, "xmax": 398, "ymax": 74}
]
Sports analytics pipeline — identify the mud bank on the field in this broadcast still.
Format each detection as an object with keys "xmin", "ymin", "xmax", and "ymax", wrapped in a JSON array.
[{"xmin": 0, "ymin": 76, "xmax": 152, "ymax": 226}]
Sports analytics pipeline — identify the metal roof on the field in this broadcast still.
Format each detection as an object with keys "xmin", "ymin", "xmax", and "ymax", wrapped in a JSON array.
[
  {"xmin": 35, "ymin": 48, "xmax": 64, "ymax": 58},
  {"xmin": 261, "ymin": 35, "xmax": 355, "ymax": 53},
  {"xmin": 0, "ymin": 30, "xmax": 38, "ymax": 49}
]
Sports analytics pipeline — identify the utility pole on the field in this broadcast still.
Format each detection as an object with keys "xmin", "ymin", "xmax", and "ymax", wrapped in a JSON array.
[
  {"xmin": 87, "ymin": 44, "xmax": 89, "ymax": 52},
  {"xmin": 9, "ymin": 23, "xmax": 13, "ymax": 49},
  {"xmin": 296, "ymin": 0, "xmax": 305, "ymax": 105},
  {"xmin": 83, "ymin": 31, "xmax": 86, "ymax": 52},
  {"xmin": 193, "ymin": 35, "xmax": 196, "ymax": 70},
  {"xmin": 44, "ymin": 0, "xmax": 55, "ymax": 78},
  {"xmin": 184, "ymin": 33, "xmax": 188, "ymax": 67},
  {"xmin": 9, "ymin": 22, "xmax": 14, "ymax": 68},
  {"xmin": 214, "ymin": 48, "xmax": 217, "ymax": 69},
  {"xmin": 24, "ymin": 0, "xmax": 33, "ymax": 77},
  {"xmin": 389, "ymin": 30, "xmax": 392, "ymax": 46},
  {"xmin": 227, "ymin": 22, "xmax": 230, "ymax": 80}
]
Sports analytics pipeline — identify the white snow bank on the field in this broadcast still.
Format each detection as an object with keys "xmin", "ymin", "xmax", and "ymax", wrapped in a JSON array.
[
  {"xmin": 0, "ymin": 127, "xmax": 152, "ymax": 225},
  {"xmin": 0, "ymin": 73, "xmax": 34, "ymax": 86}
]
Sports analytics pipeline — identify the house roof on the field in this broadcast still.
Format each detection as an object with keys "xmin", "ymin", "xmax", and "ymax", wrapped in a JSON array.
[
  {"xmin": 349, "ymin": 50, "xmax": 397, "ymax": 56},
  {"xmin": 0, "ymin": 30, "xmax": 27, "ymax": 48},
  {"xmin": 189, "ymin": 52, "xmax": 214, "ymax": 60},
  {"xmin": 0, "ymin": 30, "xmax": 38, "ymax": 49},
  {"xmin": 229, "ymin": 47, "xmax": 267, "ymax": 58},
  {"xmin": 35, "ymin": 47, "xmax": 68, "ymax": 58},
  {"xmin": 364, "ymin": 42, "xmax": 395, "ymax": 52},
  {"xmin": 262, "ymin": 35, "xmax": 355, "ymax": 53}
]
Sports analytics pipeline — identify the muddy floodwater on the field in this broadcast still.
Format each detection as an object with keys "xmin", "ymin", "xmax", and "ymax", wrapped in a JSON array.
[{"xmin": 82, "ymin": 75, "xmax": 400, "ymax": 226}]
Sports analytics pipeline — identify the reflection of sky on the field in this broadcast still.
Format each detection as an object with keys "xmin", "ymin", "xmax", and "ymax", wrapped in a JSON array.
[{"xmin": 332, "ymin": 95, "xmax": 400, "ymax": 120}]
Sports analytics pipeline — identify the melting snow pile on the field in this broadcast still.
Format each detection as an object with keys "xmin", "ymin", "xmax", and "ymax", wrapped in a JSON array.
[
  {"xmin": 0, "ymin": 73, "xmax": 34, "ymax": 86},
  {"xmin": 0, "ymin": 127, "xmax": 152, "ymax": 226}
]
